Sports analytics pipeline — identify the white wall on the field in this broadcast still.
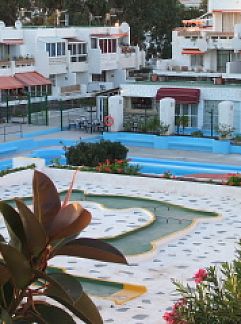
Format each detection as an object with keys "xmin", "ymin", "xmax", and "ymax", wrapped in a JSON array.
[
  {"xmin": 108, "ymin": 95, "xmax": 124, "ymax": 132},
  {"xmin": 209, "ymin": 0, "xmax": 241, "ymax": 12}
]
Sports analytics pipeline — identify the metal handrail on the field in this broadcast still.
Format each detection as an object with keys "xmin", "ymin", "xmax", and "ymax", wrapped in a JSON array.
[{"xmin": 0, "ymin": 124, "xmax": 23, "ymax": 142}]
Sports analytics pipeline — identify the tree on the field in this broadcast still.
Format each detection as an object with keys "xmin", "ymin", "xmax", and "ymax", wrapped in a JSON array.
[
  {"xmin": 200, "ymin": 0, "xmax": 208, "ymax": 12},
  {"xmin": 0, "ymin": 0, "xmax": 29, "ymax": 26}
]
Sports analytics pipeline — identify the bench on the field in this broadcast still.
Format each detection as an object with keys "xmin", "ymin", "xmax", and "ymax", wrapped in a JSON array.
[
  {"xmin": 0, "ymin": 146, "xmax": 18, "ymax": 155},
  {"xmin": 168, "ymin": 141, "xmax": 212, "ymax": 152},
  {"xmin": 119, "ymin": 138, "xmax": 154, "ymax": 148}
]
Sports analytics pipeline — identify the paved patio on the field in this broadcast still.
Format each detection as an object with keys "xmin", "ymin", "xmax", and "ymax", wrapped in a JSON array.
[{"xmin": 1, "ymin": 168, "xmax": 241, "ymax": 323}]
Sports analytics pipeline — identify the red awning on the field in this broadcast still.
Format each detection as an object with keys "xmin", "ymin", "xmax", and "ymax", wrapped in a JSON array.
[
  {"xmin": 64, "ymin": 37, "xmax": 85, "ymax": 43},
  {"xmin": 182, "ymin": 49, "xmax": 205, "ymax": 55},
  {"xmin": 0, "ymin": 76, "xmax": 23, "ymax": 90},
  {"xmin": 15, "ymin": 72, "xmax": 51, "ymax": 86},
  {"xmin": 0, "ymin": 39, "xmax": 24, "ymax": 45},
  {"xmin": 156, "ymin": 88, "xmax": 200, "ymax": 104},
  {"xmin": 91, "ymin": 33, "xmax": 128, "ymax": 38}
]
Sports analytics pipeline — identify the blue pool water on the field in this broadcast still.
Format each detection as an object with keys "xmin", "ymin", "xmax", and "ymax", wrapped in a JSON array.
[{"xmin": 129, "ymin": 157, "xmax": 241, "ymax": 176}]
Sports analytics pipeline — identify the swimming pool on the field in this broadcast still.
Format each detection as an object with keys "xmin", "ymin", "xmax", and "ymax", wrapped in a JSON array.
[
  {"xmin": 129, "ymin": 157, "xmax": 241, "ymax": 176},
  {"xmin": 1, "ymin": 132, "xmax": 241, "ymax": 176}
]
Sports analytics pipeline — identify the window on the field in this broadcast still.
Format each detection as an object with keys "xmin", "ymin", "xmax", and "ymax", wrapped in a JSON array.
[
  {"xmin": 191, "ymin": 55, "xmax": 203, "ymax": 67},
  {"xmin": 57, "ymin": 43, "xmax": 62, "ymax": 56},
  {"xmin": 98, "ymin": 38, "xmax": 117, "ymax": 54},
  {"xmin": 92, "ymin": 72, "xmax": 106, "ymax": 82},
  {"xmin": 91, "ymin": 38, "xmax": 97, "ymax": 49},
  {"xmin": 217, "ymin": 50, "xmax": 232, "ymax": 73},
  {"xmin": 203, "ymin": 100, "xmax": 220, "ymax": 130},
  {"xmin": 68, "ymin": 42, "xmax": 87, "ymax": 63},
  {"xmin": 49, "ymin": 74, "xmax": 56, "ymax": 86},
  {"xmin": 45, "ymin": 42, "xmax": 65, "ymax": 57},
  {"xmin": 131, "ymin": 97, "xmax": 152, "ymax": 110},
  {"xmin": 175, "ymin": 104, "xmax": 198, "ymax": 127}
]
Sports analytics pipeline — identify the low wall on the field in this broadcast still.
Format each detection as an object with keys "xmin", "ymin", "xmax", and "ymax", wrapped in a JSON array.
[{"xmin": 103, "ymin": 132, "xmax": 241, "ymax": 155}]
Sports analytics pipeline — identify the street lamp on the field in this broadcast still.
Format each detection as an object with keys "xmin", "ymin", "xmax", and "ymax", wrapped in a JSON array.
[
  {"xmin": 208, "ymin": 109, "xmax": 214, "ymax": 138},
  {"xmin": 141, "ymin": 98, "xmax": 147, "ymax": 133}
]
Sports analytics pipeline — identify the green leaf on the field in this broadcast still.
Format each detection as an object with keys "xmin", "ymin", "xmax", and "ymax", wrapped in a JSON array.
[
  {"xmin": 0, "ymin": 243, "xmax": 32, "ymax": 289},
  {"xmin": 0, "ymin": 307, "xmax": 12, "ymax": 324},
  {"xmin": 48, "ymin": 204, "xmax": 91, "ymax": 241},
  {"xmin": 52, "ymin": 238, "xmax": 128, "ymax": 265},
  {"xmin": 0, "ymin": 234, "xmax": 5, "ymax": 242},
  {"xmin": 33, "ymin": 170, "xmax": 61, "ymax": 232},
  {"xmin": 0, "ymin": 261, "xmax": 10, "ymax": 286},
  {"xmin": 30, "ymin": 302, "xmax": 76, "ymax": 324},
  {"xmin": 44, "ymin": 272, "xmax": 83, "ymax": 304},
  {"xmin": 15, "ymin": 199, "xmax": 47, "ymax": 258},
  {"xmin": 0, "ymin": 281, "xmax": 14, "ymax": 309},
  {"xmin": 37, "ymin": 271, "xmax": 103, "ymax": 324},
  {"xmin": 0, "ymin": 201, "xmax": 26, "ymax": 252}
]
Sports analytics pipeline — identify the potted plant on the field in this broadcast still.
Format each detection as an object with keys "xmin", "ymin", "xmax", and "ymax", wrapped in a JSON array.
[{"xmin": 217, "ymin": 123, "xmax": 235, "ymax": 140}]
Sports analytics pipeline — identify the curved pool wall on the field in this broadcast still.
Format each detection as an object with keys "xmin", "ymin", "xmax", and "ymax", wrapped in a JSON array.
[
  {"xmin": 0, "ymin": 135, "xmax": 101, "ymax": 170},
  {"xmin": 130, "ymin": 157, "xmax": 241, "ymax": 176},
  {"xmin": 102, "ymin": 132, "xmax": 241, "ymax": 155}
]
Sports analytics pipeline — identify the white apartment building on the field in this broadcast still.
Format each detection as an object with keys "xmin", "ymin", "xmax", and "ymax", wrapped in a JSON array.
[
  {"xmin": 121, "ymin": 0, "xmax": 241, "ymax": 134},
  {"xmin": 0, "ymin": 21, "xmax": 144, "ymax": 104}
]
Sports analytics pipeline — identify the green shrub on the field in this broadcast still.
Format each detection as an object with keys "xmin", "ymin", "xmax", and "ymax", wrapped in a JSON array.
[
  {"xmin": 0, "ymin": 164, "xmax": 35, "ymax": 177},
  {"xmin": 164, "ymin": 243, "xmax": 241, "ymax": 324},
  {"xmin": 65, "ymin": 140, "xmax": 128, "ymax": 167},
  {"xmin": 191, "ymin": 130, "xmax": 204, "ymax": 138},
  {"xmin": 227, "ymin": 174, "xmax": 241, "ymax": 186}
]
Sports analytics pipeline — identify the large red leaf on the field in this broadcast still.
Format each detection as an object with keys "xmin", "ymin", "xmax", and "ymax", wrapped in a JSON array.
[
  {"xmin": 51, "ymin": 238, "xmax": 128, "ymax": 264},
  {"xmin": 15, "ymin": 199, "xmax": 47, "ymax": 258},
  {"xmin": 33, "ymin": 170, "xmax": 61, "ymax": 231},
  {"xmin": 48, "ymin": 203, "xmax": 91, "ymax": 241},
  {"xmin": 62, "ymin": 170, "xmax": 78, "ymax": 208}
]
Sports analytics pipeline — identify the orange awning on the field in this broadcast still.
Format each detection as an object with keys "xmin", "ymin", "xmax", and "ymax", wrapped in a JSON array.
[
  {"xmin": 213, "ymin": 10, "xmax": 241, "ymax": 13},
  {"xmin": 91, "ymin": 33, "xmax": 128, "ymax": 38},
  {"xmin": 0, "ymin": 76, "xmax": 23, "ymax": 90},
  {"xmin": 15, "ymin": 72, "xmax": 51, "ymax": 86},
  {"xmin": 182, "ymin": 49, "xmax": 205, "ymax": 55},
  {"xmin": 0, "ymin": 39, "xmax": 24, "ymax": 45}
]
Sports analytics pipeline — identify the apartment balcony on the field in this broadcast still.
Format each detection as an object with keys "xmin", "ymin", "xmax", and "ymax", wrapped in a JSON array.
[
  {"xmin": 87, "ymin": 81, "xmax": 114, "ymax": 93},
  {"xmin": 224, "ymin": 61, "xmax": 241, "ymax": 80},
  {"xmin": 0, "ymin": 60, "xmax": 11, "ymax": 75},
  {"xmin": 49, "ymin": 56, "xmax": 67, "ymax": 74},
  {"xmin": 67, "ymin": 54, "xmax": 88, "ymax": 73},
  {"xmin": 206, "ymin": 36, "xmax": 234, "ymax": 50},
  {"xmin": 119, "ymin": 46, "xmax": 145, "ymax": 69},
  {"xmin": 232, "ymin": 37, "xmax": 241, "ymax": 51},
  {"xmin": 14, "ymin": 57, "xmax": 35, "ymax": 73}
]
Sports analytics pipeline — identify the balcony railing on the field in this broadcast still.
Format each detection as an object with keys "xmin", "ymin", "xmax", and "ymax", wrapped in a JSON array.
[
  {"xmin": 0, "ymin": 60, "xmax": 11, "ymax": 69},
  {"xmin": 15, "ymin": 57, "xmax": 35, "ymax": 67}
]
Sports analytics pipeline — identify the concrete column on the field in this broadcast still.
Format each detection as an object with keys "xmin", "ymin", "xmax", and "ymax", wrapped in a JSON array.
[
  {"xmin": 218, "ymin": 101, "xmax": 234, "ymax": 138},
  {"xmin": 159, "ymin": 97, "xmax": 175, "ymax": 135},
  {"xmin": 108, "ymin": 95, "xmax": 124, "ymax": 132},
  {"xmin": 218, "ymin": 101, "xmax": 234, "ymax": 127}
]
